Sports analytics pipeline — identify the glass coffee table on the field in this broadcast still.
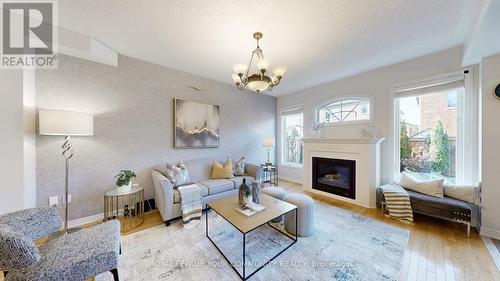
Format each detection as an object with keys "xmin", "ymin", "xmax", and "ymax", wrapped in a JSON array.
[{"xmin": 206, "ymin": 193, "xmax": 298, "ymax": 280}]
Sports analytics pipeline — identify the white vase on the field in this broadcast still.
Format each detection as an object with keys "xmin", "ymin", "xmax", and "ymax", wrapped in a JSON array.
[{"xmin": 117, "ymin": 182, "xmax": 132, "ymax": 193}]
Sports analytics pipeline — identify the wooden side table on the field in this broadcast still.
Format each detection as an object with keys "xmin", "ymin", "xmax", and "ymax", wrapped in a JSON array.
[
  {"xmin": 260, "ymin": 164, "xmax": 278, "ymax": 186},
  {"xmin": 104, "ymin": 185, "xmax": 144, "ymax": 233}
]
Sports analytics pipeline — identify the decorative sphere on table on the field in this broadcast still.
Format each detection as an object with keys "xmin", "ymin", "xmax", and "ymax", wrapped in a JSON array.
[{"xmin": 238, "ymin": 178, "xmax": 252, "ymax": 207}]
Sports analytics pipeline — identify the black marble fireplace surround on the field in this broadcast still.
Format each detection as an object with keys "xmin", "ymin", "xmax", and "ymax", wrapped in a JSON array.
[{"xmin": 312, "ymin": 157, "xmax": 356, "ymax": 199}]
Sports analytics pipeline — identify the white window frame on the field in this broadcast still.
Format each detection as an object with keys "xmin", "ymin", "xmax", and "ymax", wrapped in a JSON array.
[
  {"xmin": 391, "ymin": 69, "xmax": 478, "ymax": 185},
  {"xmin": 315, "ymin": 96, "xmax": 373, "ymax": 126},
  {"xmin": 280, "ymin": 104, "xmax": 304, "ymax": 168}
]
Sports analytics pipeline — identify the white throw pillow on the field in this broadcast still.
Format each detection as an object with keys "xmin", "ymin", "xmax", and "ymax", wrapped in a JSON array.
[
  {"xmin": 399, "ymin": 172, "xmax": 444, "ymax": 198},
  {"xmin": 233, "ymin": 156, "xmax": 246, "ymax": 176},
  {"xmin": 165, "ymin": 161, "xmax": 191, "ymax": 187},
  {"xmin": 443, "ymin": 183, "xmax": 481, "ymax": 204}
]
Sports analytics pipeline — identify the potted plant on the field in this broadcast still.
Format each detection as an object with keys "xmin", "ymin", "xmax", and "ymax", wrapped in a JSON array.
[{"xmin": 114, "ymin": 170, "xmax": 136, "ymax": 192}]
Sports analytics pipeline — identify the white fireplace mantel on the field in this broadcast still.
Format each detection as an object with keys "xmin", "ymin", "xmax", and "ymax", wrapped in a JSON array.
[{"xmin": 303, "ymin": 138, "xmax": 385, "ymax": 208}]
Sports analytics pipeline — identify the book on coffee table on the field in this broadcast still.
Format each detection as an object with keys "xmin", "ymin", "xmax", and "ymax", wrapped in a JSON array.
[{"xmin": 235, "ymin": 202, "xmax": 266, "ymax": 217}]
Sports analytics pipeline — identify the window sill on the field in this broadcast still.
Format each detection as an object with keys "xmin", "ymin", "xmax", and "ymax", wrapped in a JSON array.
[{"xmin": 322, "ymin": 120, "xmax": 374, "ymax": 127}]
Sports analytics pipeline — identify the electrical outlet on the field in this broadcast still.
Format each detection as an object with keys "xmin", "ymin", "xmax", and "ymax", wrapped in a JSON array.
[{"xmin": 49, "ymin": 196, "xmax": 58, "ymax": 206}]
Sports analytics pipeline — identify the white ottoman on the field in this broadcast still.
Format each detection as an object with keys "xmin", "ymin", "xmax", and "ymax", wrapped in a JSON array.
[
  {"xmin": 284, "ymin": 193, "xmax": 315, "ymax": 237},
  {"xmin": 262, "ymin": 186, "xmax": 286, "ymax": 222}
]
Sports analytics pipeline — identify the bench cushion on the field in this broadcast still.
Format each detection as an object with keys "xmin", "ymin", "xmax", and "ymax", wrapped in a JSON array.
[{"xmin": 407, "ymin": 190, "xmax": 472, "ymax": 222}]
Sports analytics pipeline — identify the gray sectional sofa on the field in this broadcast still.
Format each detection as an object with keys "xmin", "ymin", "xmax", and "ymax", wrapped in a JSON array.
[{"xmin": 151, "ymin": 158, "xmax": 261, "ymax": 225}]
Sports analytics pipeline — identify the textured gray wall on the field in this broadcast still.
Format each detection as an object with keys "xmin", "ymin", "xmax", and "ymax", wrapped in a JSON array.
[{"xmin": 36, "ymin": 54, "xmax": 276, "ymax": 220}]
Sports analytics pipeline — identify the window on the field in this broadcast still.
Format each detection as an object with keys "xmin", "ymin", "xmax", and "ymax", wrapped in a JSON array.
[
  {"xmin": 281, "ymin": 106, "xmax": 304, "ymax": 166},
  {"xmin": 317, "ymin": 98, "xmax": 371, "ymax": 124},
  {"xmin": 447, "ymin": 93, "xmax": 457, "ymax": 108},
  {"xmin": 394, "ymin": 71, "xmax": 478, "ymax": 185}
]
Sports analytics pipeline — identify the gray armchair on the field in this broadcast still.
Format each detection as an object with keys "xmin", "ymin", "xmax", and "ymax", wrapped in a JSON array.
[{"xmin": 0, "ymin": 207, "xmax": 121, "ymax": 281}]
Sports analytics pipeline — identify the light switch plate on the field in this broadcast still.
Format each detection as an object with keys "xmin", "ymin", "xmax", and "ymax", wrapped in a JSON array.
[{"xmin": 49, "ymin": 196, "xmax": 58, "ymax": 206}]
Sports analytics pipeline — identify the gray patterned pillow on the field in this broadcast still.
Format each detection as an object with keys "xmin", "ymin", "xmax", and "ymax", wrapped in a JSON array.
[
  {"xmin": 233, "ymin": 157, "xmax": 246, "ymax": 176},
  {"xmin": 163, "ymin": 163, "xmax": 178, "ymax": 183},
  {"xmin": 0, "ymin": 228, "xmax": 41, "ymax": 270},
  {"xmin": 165, "ymin": 161, "xmax": 191, "ymax": 187}
]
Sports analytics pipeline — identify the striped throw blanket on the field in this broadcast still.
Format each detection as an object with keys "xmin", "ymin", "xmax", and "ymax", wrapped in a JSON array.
[
  {"xmin": 177, "ymin": 184, "xmax": 202, "ymax": 223},
  {"xmin": 380, "ymin": 183, "xmax": 414, "ymax": 224}
]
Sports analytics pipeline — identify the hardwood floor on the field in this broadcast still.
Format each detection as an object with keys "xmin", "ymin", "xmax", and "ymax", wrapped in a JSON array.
[
  {"xmin": 277, "ymin": 180, "xmax": 500, "ymax": 281},
  {"xmin": 3, "ymin": 179, "xmax": 498, "ymax": 281},
  {"xmin": 118, "ymin": 179, "xmax": 500, "ymax": 280}
]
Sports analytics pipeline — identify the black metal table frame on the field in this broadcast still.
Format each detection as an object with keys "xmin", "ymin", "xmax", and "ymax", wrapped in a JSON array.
[
  {"xmin": 261, "ymin": 165, "xmax": 278, "ymax": 186},
  {"xmin": 205, "ymin": 206, "xmax": 297, "ymax": 280}
]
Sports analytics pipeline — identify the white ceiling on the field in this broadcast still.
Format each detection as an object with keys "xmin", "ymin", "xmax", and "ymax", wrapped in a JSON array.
[{"xmin": 58, "ymin": 0, "xmax": 480, "ymax": 96}]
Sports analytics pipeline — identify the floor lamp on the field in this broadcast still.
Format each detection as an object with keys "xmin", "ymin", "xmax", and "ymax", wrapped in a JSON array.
[{"xmin": 39, "ymin": 109, "xmax": 94, "ymax": 234}]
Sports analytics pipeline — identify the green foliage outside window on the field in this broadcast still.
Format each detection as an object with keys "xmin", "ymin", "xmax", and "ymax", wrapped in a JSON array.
[
  {"xmin": 400, "ymin": 120, "xmax": 411, "ymax": 160},
  {"xmin": 431, "ymin": 121, "xmax": 449, "ymax": 173}
]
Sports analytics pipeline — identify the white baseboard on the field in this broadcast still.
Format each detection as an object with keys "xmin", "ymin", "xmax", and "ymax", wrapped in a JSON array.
[
  {"xmin": 481, "ymin": 236, "xmax": 500, "ymax": 272},
  {"xmin": 68, "ymin": 213, "xmax": 103, "ymax": 228},
  {"xmin": 480, "ymin": 227, "xmax": 500, "ymax": 240},
  {"xmin": 68, "ymin": 206, "xmax": 133, "ymax": 228},
  {"xmin": 279, "ymin": 176, "xmax": 302, "ymax": 184}
]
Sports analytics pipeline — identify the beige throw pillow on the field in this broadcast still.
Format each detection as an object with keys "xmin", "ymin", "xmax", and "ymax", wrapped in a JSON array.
[
  {"xmin": 400, "ymin": 172, "xmax": 444, "ymax": 198},
  {"xmin": 443, "ymin": 183, "xmax": 481, "ymax": 204},
  {"xmin": 211, "ymin": 160, "xmax": 234, "ymax": 179}
]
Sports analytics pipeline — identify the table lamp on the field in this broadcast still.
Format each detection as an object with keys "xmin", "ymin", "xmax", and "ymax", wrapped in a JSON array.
[
  {"xmin": 39, "ymin": 109, "xmax": 94, "ymax": 234},
  {"xmin": 262, "ymin": 138, "xmax": 275, "ymax": 166}
]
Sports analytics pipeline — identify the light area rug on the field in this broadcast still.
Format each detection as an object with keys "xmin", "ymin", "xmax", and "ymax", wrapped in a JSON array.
[{"xmin": 96, "ymin": 200, "xmax": 409, "ymax": 281}]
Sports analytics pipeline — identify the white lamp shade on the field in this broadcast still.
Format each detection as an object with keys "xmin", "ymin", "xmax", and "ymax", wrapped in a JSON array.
[
  {"xmin": 231, "ymin": 73, "xmax": 240, "ymax": 83},
  {"xmin": 273, "ymin": 65, "xmax": 287, "ymax": 77},
  {"xmin": 39, "ymin": 110, "xmax": 94, "ymax": 136},
  {"xmin": 232, "ymin": 64, "xmax": 248, "ymax": 75},
  {"xmin": 262, "ymin": 137, "xmax": 275, "ymax": 148}
]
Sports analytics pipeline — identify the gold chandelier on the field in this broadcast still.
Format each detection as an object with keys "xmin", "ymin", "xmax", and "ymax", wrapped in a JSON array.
[{"xmin": 231, "ymin": 32, "xmax": 287, "ymax": 93}]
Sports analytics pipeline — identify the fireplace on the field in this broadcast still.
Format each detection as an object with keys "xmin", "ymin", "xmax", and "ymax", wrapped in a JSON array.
[{"xmin": 312, "ymin": 157, "xmax": 356, "ymax": 199}]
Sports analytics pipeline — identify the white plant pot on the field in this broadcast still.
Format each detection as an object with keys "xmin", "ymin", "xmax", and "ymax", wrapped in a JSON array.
[{"xmin": 117, "ymin": 182, "xmax": 132, "ymax": 192}]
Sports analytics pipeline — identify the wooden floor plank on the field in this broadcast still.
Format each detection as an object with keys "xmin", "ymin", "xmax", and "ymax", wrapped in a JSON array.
[{"xmin": 434, "ymin": 224, "xmax": 447, "ymax": 281}]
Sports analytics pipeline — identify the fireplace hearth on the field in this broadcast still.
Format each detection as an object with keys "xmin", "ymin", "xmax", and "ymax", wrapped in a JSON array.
[{"xmin": 312, "ymin": 157, "xmax": 356, "ymax": 199}]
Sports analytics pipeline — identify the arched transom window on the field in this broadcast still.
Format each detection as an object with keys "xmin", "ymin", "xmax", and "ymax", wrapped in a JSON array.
[{"xmin": 317, "ymin": 98, "xmax": 371, "ymax": 124}]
